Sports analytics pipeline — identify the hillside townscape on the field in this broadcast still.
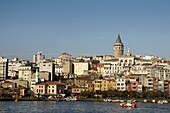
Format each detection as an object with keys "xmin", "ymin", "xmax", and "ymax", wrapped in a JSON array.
[{"xmin": 1, "ymin": 34, "xmax": 170, "ymax": 101}]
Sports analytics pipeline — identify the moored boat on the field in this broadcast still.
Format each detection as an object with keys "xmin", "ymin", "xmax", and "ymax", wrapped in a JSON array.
[
  {"xmin": 65, "ymin": 96, "xmax": 77, "ymax": 101},
  {"xmin": 152, "ymin": 100, "xmax": 156, "ymax": 103},
  {"xmin": 143, "ymin": 99, "xmax": 147, "ymax": 103},
  {"xmin": 157, "ymin": 100, "xmax": 168, "ymax": 104}
]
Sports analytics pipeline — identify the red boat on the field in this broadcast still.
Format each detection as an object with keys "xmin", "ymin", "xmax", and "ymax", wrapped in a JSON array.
[{"xmin": 120, "ymin": 100, "xmax": 137, "ymax": 108}]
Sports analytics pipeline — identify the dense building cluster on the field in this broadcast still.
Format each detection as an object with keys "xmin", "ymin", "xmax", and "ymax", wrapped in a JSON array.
[{"xmin": 1, "ymin": 34, "xmax": 170, "ymax": 99}]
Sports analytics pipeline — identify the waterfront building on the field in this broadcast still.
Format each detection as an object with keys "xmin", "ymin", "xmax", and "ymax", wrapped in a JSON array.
[
  {"xmin": 34, "ymin": 81, "xmax": 65, "ymax": 98},
  {"xmin": 158, "ymin": 80, "xmax": 164, "ymax": 92},
  {"xmin": 92, "ymin": 79, "xmax": 102, "ymax": 92},
  {"xmin": 68, "ymin": 85, "xmax": 88, "ymax": 96},
  {"xmin": 116, "ymin": 75, "xmax": 126, "ymax": 91},
  {"xmin": 92, "ymin": 79, "xmax": 116, "ymax": 92},
  {"xmin": 164, "ymin": 80, "xmax": 169, "ymax": 94},
  {"xmin": 144, "ymin": 76, "xmax": 154, "ymax": 92},
  {"xmin": 129, "ymin": 81, "xmax": 139, "ymax": 92}
]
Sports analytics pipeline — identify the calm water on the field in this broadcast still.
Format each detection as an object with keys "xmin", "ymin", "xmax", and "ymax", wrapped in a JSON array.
[{"xmin": 0, "ymin": 101, "xmax": 170, "ymax": 113}]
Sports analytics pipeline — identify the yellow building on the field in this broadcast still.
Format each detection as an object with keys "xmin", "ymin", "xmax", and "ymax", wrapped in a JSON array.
[{"xmin": 92, "ymin": 79, "xmax": 116, "ymax": 92}]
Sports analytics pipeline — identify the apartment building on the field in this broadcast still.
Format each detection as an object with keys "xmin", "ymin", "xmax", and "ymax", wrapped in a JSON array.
[
  {"xmin": 18, "ymin": 66, "xmax": 32, "ymax": 82},
  {"xmin": 0, "ymin": 57, "xmax": 8, "ymax": 80},
  {"xmin": 73, "ymin": 62, "xmax": 89, "ymax": 76}
]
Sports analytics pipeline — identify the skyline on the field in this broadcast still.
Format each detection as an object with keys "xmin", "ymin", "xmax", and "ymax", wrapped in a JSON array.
[{"xmin": 0, "ymin": 0, "xmax": 170, "ymax": 59}]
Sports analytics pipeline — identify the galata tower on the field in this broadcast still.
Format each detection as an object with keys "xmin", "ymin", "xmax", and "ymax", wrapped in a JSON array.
[{"xmin": 113, "ymin": 34, "xmax": 124, "ymax": 57}]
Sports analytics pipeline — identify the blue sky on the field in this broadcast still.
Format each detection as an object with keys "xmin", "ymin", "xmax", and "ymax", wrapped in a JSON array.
[{"xmin": 0, "ymin": 0, "xmax": 170, "ymax": 59}]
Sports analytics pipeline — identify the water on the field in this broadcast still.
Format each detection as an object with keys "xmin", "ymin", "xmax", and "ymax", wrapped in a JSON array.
[{"xmin": 0, "ymin": 101, "xmax": 170, "ymax": 113}]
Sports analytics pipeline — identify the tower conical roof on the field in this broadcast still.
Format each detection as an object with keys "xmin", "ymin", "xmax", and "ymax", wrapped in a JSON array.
[{"xmin": 115, "ymin": 34, "xmax": 123, "ymax": 44}]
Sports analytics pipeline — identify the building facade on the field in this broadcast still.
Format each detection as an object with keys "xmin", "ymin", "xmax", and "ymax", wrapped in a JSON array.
[{"xmin": 0, "ymin": 57, "xmax": 8, "ymax": 80}]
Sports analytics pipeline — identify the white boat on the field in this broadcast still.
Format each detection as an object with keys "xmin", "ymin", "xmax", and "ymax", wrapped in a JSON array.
[
  {"xmin": 65, "ymin": 97, "xmax": 77, "ymax": 101},
  {"xmin": 152, "ymin": 100, "xmax": 156, "ymax": 103},
  {"xmin": 157, "ymin": 100, "xmax": 168, "ymax": 104},
  {"xmin": 157, "ymin": 100, "xmax": 163, "ymax": 104},
  {"xmin": 143, "ymin": 99, "xmax": 147, "ymax": 103},
  {"xmin": 104, "ymin": 98, "xmax": 112, "ymax": 102},
  {"xmin": 163, "ymin": 100, "xmax": 168, "ymax": 104}
]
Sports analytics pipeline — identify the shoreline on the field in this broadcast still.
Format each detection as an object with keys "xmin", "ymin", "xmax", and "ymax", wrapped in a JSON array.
[{"xmin": 0, "ymin": 97, "xmax": 169, "ymax": 103}]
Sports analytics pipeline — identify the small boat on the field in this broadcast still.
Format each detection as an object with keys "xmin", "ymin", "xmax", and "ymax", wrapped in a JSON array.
[
  {"xmin": 157, "ymin": 100, "xmax": 168, "ymax": 104},
  {"xmin": 103, "ymin": 98, "xmax": 112, "ymax": 102},
  {"xmin": 152, "ymin": 100, "xmax": 156, "ymax": 103},
  {"xmin": 65, "ymin": 96, "xmax": 77, "ymax": 101},
  {"xmin": 120, "ymin": 100, "xmax": 137, "ymax": 108},
  {"xmin": 163, "ymin": 100, "xmax": 168, "ymax": 104},
  {"xmin": 157, "ymin": 100, "xmax": 163, "ymax": 104},
  {"xmin": 143, "ymin": 99, "xmax": 147, "ymax": 103}
]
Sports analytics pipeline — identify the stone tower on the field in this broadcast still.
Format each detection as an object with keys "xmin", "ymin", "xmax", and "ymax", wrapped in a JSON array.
[{"xmin": 114, "ymin": 34, "xmax": 124, "ymax": 57}]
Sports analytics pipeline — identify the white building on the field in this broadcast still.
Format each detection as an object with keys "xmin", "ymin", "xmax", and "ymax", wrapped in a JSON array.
[
  {"xmin": 0, "ymin": 57, "xmax": 8, "ymax": 80},
  {"xmin": 39, "ymin": 62, "xmax": 55, "ymax": 81},
  {"xmin": 104, "ymin": 57, "xmax": 135, "ymax": 77},
  {"xmin": 116, "ymin": 76, "xmax": 126, "ymax": 91},
  {"xmin": 33, "ymin": 52, "xmax": 45, "ymax": 65},
  {"xmin": 18, "ymin": 66, "xmax": 32, "ymax": 82},
  {"xmin": 73, "ymin": 62, "xmax": 89, "ymax": 76}
]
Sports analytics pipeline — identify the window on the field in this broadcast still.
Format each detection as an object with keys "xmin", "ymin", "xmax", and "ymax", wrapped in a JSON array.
[
  {"xmin": 52, "ymin": 89, "xmax": 54, "ymax": 93},
  {"xmin": 49, "ymin": 89, "xmax": 50, "ymax": 93},
  {"xmin": 148, "ymin": 83, "xmax": 152, "ymax": 85}
]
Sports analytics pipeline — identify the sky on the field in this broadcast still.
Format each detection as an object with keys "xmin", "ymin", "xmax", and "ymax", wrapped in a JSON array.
[{"xmin": 0, "ymin": 0, "xmax": 170, "ymax": 60}]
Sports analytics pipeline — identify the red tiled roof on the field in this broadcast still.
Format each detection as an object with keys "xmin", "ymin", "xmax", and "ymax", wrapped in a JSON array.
[
  {"xmin": 128, "ymin": 74, "xmax": 147, "ymax": 77},
  {"xmin": 36, "ymin": 81, "xmax": 65, "ymax": 85}
]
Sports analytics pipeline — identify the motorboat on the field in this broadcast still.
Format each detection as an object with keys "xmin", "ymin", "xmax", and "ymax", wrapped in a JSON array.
[{"xmin": 120, "ymin": 100, "xmax": 137, "ymax": 108}]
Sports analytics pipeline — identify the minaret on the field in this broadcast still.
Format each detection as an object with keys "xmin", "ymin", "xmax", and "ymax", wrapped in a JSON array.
[
  {"xmin": 127, "ymin": 48, "xmax": 132, "ymax": 57},
  {"xmin": 113, "ymin": 34, "xmax": 124, "ymax": 57},
  {"xmin": 35, "ymin": 68, "xmax": 39, "ymax": 83}
]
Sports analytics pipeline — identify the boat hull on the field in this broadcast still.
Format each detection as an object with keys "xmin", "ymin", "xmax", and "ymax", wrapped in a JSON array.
[{"xmin": 120, "ymin": 103, "xmax": 137, "ymax": 108}]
